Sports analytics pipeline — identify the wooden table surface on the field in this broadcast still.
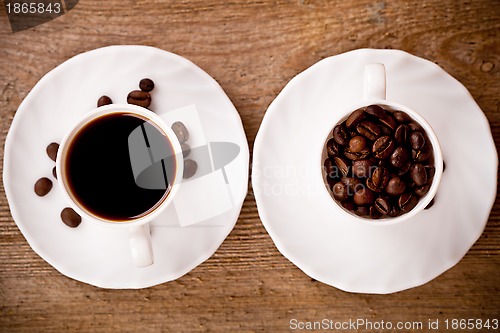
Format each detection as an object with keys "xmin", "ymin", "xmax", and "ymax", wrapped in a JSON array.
[{"xmin": 1, "ymin": 1, "xmax": 499, "ymax": 332}]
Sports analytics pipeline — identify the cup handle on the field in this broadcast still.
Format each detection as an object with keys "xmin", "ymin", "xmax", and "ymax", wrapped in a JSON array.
[
  {"xmin": 364, "ymin": 63, "xmax": 386, "ymax": 100},
  {"xmin": 129, "ymin": 223, "xmax": 154, "ymax": 267}
]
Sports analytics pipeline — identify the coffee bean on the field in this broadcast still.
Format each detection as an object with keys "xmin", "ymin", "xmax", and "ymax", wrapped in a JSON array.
[
  {"xmin": 171, "ymin": 121, "xmax": 189, "ymax": 143},
  {"xmin": 333, "ymin": 125, "xmax": 349, "ymax": 146},
  {"xmin": 97, "ymin": 95, "xmax": 113, "ymax": 107},
  {"xmin": 412, "ymin": 142, "xmax": 431, "ymax": 162},
  {"xmin": 61, "ymin": 207, "xmax": 81, "ymax": 228},
  {"xmin": 366, "ymin": 178, "xmax": 382, "ymax": 193},
  {"xmin": 399, "ymin": 193, "xmax": 418, "ymax": 212},
  {"xmin": 394, "ymin": 124, "xmax": 409, "ymax": 144},
  {"xmin": 410, "ymin": 131, "xmax": 425, "ymax": 150},
  {"xmin": 325, "ymin": 104, "xmax": 435, "ymax": 219},
  {"xmin": 183, "ymin": 159, "xmax": 198, "ymax": 179},
  {"xmin": 34, "ymin": 177, "xmax": 52, "ymax": 196},
  {"xmin": 388, "ymin": 205, "xmax": 402, "ymax": 217},
  {"xmin": 181, "ymin": 142, "xmax": 191, "ymax": 158},
  {"xmin": 355, "ymin": 205, "xmax": 370, "ymax": 217},
  {"xmin": 341, "ymin": 177, "xmax": 363, "ymax": 195},
  {"xmin": 326, "ymin": 138, "xmax": 341, "ymax": 157},
  {"xmin": 424, "ymin": 198, "xmax": 435, "ymax": 210},
  {"xmin": 393, "ymin": 111, "xmax": 411, "ymax": 123},
  {"xmin": 356, "ymin": 121, "xmax": 381, "ymax": 140},
  {"xmin": 390, "ymin": 146, "xmax": 410, "ymax": 168},
  {"xmin": 354, "ymin": 188, "xmax": 376, "ymax": 206},
  {"xmin": 127, "ymin": 90, "xmax": 151, "ymax": 108},
  {"xmin": 365, "ymin": 104, "xmax": 386, "ymax": 118},
  {"xmin": 410, "ymin": 163, "xmax": 428, "ymax": 186},
  {"xmin": 46, "ymin": 142, "xmax": 59, "ymax": 161},
  {"xmin": 397, "ymin": 161, "xmax": 412, "ymax": 176},
  {"xmin": 342, "ymin": 200, "xmax": 355, "ymax": 211},
  {"xmin": 327, "ymin": 175, "xmax": 340, "ymax": 190},
  {"xmin": 332, "ymin": 182, "xmax": 348, "ymax": 202},
  {"xmin": 139, "ymin": 78, "xmax": 155, "ymax": 92},
  {"xmin": 372, "ymin": 136, "xmax": 395, "ymax": 159},
  {"xmin": 324, "ymin": 158, "xmax": 336, "ymax": 177},
  {"xmin": 333, "ymin": 156, "xmax": 350, "ymax": 176},
  {"xmin": 349, "ymin": 136, "xmax": 367, "ymax": 152},
  {"xmin": 415, "ymin": 184, "xmax": 430, "ymax": 197},
  {"xmin": 379, "ymin": 114, "xmax": 397, "ymax": 131},
  {"xmin": 344, "ymin": 148, "xmax": 370, "ymax": 161},
  {"xmin": 52, "ymin": 166, "xmax": 57, "ymax": 179},
  {"xmin": 369, "ymin": 205, "xmax": 383, "ymax": 219},
  {"xmin": 352, "ymin": 159, "xmax": 374, "ymax": 178},
  {"xmin": 345, "ymin": 109, "xmax": 365, "ymax": 128},
  {"xmin": 408, "ymin": 122, "xmax": 423, "ymax": 132},
  {"xmin": 372, "ymin": 166, "xmax": 389, "ymax": 189},
  {"xmin": 385, "ymin": 176, "xmax": 406, "ymax": 196},
  {"xmin": 425, "ymin": 165, "xmax": 436, "ymax": 180},
  {"xmin": 374, "ymin": 197, "xmax": 391, "ymax": 215}
]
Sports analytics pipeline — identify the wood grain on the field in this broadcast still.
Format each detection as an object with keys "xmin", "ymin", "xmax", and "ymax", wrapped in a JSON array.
[{"xmin": 1, "ymin": 0, "xmax": 499, "ymax": 332}]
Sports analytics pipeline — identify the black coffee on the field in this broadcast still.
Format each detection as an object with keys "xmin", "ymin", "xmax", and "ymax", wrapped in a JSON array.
[{"xmin": 65, "ymin": 113, "xmax": 175, "ymax": 221}]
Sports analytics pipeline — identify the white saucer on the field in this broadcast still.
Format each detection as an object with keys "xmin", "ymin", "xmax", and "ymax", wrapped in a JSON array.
[
  {"xmin": 252, "ymin": 49, "xmax": 497, "ymax": 294},
  {"xmin": 3, "ymin": 46, "xmax": 249, "ymax": 289}
]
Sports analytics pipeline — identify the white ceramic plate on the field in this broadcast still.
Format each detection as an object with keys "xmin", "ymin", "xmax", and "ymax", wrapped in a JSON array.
[
  {"xmin": 252, "ymin": 49, "xmax": 497, "ymax": 294},
  {"xmin": 3, "ymin": 45, "xmax": 249, "ymax": 289}
]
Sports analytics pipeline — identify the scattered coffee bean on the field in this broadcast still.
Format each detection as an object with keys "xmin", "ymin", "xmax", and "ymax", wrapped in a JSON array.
[
  {"xmin": 323, "ymin": 104, "xmax": 435, "ymax": 219},
  {"xmin": 171, "ymin": 121, "xmax": 189, "ymax": 143},
  {"xmin": 139, "ymin": 78, "xmax": 155, "ymax": 92},
  {"xmin": 181, "ymin": 143, "xmax": 191, "ymax": 158},
  {"xmin": 183, "ymin": 159, "xmax": 198, "ymax": 179},
  {"xmin": 46, "ymin": 142, "xmax": 59, "ymax": 161},
  {"xmin": 52, "ymin": 166, "xmax": 57, "ymax": 179},
  {"xmin": 127, "ymin": 90, "xmax": 151, "ymax": 108},
  {"xmin": 97, "ymin": 95, "xmax": 113, "ymax": 107},
  {"xmin": 61, "ymin": 207, "xmax": 81, "ymax": 228},
  {"xmin": 34, "ymin": 177, "xmax": 52, "ymax": 196}
]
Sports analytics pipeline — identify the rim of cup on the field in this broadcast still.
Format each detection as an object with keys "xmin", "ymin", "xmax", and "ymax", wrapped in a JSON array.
[
  {"xmin": 56, "ymin": 104, "xmax": 184, "ymax": 228},
  {"xmin": 321, "ymin": 100, "xmax": 443, "ymax": 226}
]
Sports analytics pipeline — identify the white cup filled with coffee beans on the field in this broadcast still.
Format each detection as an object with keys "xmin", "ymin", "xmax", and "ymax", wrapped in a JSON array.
[
  {"xmin": 56, "ymin": 103, "xmax": 184, "ymax": 267},
  {"xmin": 322, "ymin": 63, "xmax": 443, "ymax": 223}
]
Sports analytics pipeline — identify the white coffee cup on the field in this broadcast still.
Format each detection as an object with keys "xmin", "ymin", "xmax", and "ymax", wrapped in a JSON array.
[
  {"xmin": 322, "ymin": 63, "xmax": 443, "ymax": 224},
  {"xmin": 56, "ymin": 104, "xmax": 184, "ymax": 266}
]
